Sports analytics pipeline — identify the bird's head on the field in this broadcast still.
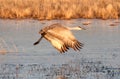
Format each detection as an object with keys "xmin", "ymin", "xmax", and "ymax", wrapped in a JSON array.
[{"xmin": 77, "ymin": 26, "xmax": 86, "ymax": 30}]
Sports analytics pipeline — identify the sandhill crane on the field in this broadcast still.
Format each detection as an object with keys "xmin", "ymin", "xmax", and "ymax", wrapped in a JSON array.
[{"xmin": 34, "ymin": 23, "xmax": 85, "ymax": 53}]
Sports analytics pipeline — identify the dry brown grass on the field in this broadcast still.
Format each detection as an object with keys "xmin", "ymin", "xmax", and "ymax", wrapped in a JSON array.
[{"xmin": 0, "ymin": 0, "xmax": 120, "ymax": 20}]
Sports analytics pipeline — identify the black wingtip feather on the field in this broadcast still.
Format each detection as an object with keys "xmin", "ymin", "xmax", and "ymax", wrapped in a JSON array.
[{"xmin": 72, "ymin": 41, "xmax": 83, "ymax": 51}]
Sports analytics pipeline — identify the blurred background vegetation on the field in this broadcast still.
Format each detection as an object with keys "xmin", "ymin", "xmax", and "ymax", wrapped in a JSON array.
[{"xmin": 0, "ymin": 0, "xmax": 120, "ymax": 20}]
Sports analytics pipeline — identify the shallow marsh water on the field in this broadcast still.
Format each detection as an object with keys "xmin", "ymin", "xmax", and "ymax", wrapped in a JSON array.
[{"xmin": 0, "ymin": 19, "xmax": 120, "ymax": 79}]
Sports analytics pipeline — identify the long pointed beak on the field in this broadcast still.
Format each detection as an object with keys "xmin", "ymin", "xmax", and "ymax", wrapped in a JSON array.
[
  {"xmin": 33, "ymin": 36, "xmax": 43, "ymax": 45},
  {"xmin": 78, "ymin": 26, "xmax": 86, "ymax": 30}
]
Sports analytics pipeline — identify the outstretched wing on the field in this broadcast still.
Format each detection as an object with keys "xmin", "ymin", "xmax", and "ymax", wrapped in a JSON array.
[
  {"xmin": 43, "ymin": 32, "xmax": 69, "ymax": 53},
  {"xmin": 50, "ymin": 37, "xmax": 69, "ymax": 53},
  {"xmin": 46, "ymin": 27, "xmax": 83, "ymax": 51}
]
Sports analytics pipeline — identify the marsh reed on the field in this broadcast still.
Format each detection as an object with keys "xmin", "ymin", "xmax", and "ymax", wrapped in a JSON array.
[
  {"xmin": 0, "ymin": 0, "xmax": 120, "ymax": 20},
  {"xmin": 0, "ymin": 38, "xmax": 18, "ymax": 54}
]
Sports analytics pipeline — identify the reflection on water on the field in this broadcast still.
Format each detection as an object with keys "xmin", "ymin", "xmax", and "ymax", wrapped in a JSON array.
[{"xmin": 0, "ymin": 19, "xmax": 120, "ymax": 79}]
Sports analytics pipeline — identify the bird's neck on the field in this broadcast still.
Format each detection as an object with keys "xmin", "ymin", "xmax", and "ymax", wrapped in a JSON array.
[{"xmin": 67, "ymin": 27, "xmax": 82, "ymax": 30}]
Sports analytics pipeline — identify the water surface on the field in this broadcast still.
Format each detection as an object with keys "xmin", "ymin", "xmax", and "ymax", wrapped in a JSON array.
[{"xmin": 0, "ymin": 19, "xmax": 120, "ymax": 79}]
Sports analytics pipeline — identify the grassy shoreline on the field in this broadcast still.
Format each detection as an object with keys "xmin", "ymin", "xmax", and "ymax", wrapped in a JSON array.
[{"xmin": 0, "ymin": 0, "xmax": 120, "ymax": 20}]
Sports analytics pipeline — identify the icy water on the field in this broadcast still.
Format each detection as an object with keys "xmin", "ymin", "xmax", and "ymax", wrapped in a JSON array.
[{"xmin": 0, "ymin": 19, "xmax": 120, "ymax": 79}]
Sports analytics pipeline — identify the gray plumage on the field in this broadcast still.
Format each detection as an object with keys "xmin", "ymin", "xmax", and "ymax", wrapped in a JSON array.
[{"xmin": 34, "ymin": 23, "xmax": 84, "ymax": 53}]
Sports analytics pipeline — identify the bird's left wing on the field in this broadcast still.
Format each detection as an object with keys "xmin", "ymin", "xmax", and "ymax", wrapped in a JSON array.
[{"xmin": 47, "ymin": 29, "xmax": 83, "ymax": 51}]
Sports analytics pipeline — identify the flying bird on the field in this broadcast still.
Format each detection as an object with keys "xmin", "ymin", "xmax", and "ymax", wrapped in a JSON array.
[{"xmin": 34, "ymin": 23, "xmax": 85, "ymax": 53}]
